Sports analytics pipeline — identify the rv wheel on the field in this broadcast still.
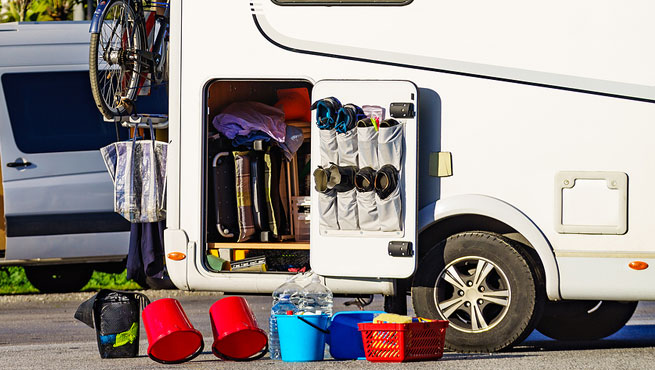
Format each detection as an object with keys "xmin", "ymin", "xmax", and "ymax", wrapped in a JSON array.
[{"xmin": 412, "ymin": 231, "xmax": 544, "ymax": 352}]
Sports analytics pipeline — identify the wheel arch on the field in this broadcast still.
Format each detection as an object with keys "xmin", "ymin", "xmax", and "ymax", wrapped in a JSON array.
[{"xmin": 418, "ymin": 194, "xmax": 560, "ymax": 300}]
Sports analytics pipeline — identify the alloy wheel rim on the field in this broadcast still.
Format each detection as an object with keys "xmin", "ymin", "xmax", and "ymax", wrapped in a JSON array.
[{"xmin": 434, "ymin": 256, "xmax": 511, "ymax": 333}]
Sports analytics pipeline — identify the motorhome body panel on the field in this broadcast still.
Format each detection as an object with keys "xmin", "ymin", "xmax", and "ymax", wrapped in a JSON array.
[
  {"xmin": 254, "ymin": 0, "xmax": 655, "ymax": 101},
  {"xmin": 173, "ymin": 1, "xmax": 655, "ymax": 299}
]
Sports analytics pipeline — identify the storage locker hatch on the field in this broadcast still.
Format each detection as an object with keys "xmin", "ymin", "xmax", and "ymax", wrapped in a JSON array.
[{"xmin": 310, "ymin": 80, "xmax": 418, "ymax": 278}]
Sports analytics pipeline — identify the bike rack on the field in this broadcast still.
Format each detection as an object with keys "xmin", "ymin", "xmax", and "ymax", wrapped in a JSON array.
[{"xmin": 104, "ymin": 113, "xmax": 169, "ymax": 129}]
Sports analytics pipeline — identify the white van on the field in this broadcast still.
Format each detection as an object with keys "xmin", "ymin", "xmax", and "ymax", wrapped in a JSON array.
[
  {"xmin": 148, "ymin": 0, "xmax": 653, "ymax": 352},
  {"xmin": 0, "ymin": 21, "xmax": 166, "ymax": 292}
]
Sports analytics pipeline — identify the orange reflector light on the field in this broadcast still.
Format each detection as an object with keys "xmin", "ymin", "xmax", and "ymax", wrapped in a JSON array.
[
  {"xmin": 167, "ymin": 252, "xmax": 186, "ymax": 261},
  {"xmin": 629, "ymin": 261, "xmax": 648, "ymax": 270}
]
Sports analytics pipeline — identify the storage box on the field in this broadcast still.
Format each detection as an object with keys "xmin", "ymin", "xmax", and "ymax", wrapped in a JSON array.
[
  {"xmin": 358, "ymin": 321, "xmax": 449, "ymax": 362},
  {"xmin": 328, "ymin": 311, "xmax": 384, "ymax": 360},
  {"xmin": 229, "ymin": 255, "xmax": 267, "ymax": 272}
]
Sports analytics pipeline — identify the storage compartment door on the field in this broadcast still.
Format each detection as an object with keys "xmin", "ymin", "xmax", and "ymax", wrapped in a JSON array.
[{"xmin": 310, "ymin": 80, "xmax": 418, "ymax": 278}]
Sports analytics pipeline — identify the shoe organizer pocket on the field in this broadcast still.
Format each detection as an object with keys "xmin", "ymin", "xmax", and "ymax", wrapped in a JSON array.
[
  {"xmin": 356, "ymin": 190, "xmax": 379, "ymax": 231},
  {"xmin": 336, "ymin": 129, "xmax": 359, "ymax": 166},
  {"xmin": 233, "ymin": 151, "xmax": 256, "ymax": 242},
  {"xmin": 337, "ymin": 188, "xmax": 359, "ymax": 230},
  {"xmin": 319, "ymin": 129, "xmax": 339, "ymax": 166},
  {"xmin": 378, "ymin": 124, "xmax": 404, "ymax": 170},
  {"xmin": 318, "ymin": 189, "xmax": 340, "ymax": 230},
  {"xmin": 376, "ymin": 186, "xmax": 402, "ymax": 232},
  {"xmin": 357, "ymin": 126, "xmax": 379, "ymax": 169}
]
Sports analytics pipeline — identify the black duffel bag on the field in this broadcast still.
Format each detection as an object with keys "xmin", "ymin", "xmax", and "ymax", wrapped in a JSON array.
[{"xmin": 75, "ymin": 289, "xmax": 150, "ymax": 358}]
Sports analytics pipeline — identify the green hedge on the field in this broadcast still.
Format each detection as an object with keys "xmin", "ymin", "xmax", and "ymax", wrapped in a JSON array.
[{"xmin": 0, "ymin": 266, "xmax": 141, "ymax": 294}]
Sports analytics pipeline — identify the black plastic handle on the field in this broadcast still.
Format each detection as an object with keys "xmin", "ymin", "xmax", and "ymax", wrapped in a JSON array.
[{"xmin": 7, "ymin": 160, "xmax": 32, "ymax": 168}]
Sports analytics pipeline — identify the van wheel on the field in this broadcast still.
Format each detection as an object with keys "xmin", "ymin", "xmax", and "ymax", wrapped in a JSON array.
[
  {"xmin": 537, "ymin": 300, "xmax": 637, "ymax": 340},
  {"xmin": 24, "ymin": 264, "xmax": 93, "ymax": 293},
  {"xmin": 412, "ymin": 232, "xmax": 544, "ymax": 352}
]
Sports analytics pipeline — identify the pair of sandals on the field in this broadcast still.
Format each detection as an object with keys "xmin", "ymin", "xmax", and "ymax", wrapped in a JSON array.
[
  {"xmin": 314, "ymin": 164, "xmax": 399, "ymax": 200},
  {"xmin": 311, "ymin": 97, "xmax": 366, "ymax": 133},
  {"xmin": 356, "ymin": 117, "xmax": 400, "ymax": 130}
]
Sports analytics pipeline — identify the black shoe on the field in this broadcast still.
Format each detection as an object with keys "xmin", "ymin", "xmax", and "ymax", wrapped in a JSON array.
[
  {"xmin": 311, "ymin": 97, "xmax": 341, "ymax": 130},
  {"xmin": 355, "ymin": 167, "xmax": 376, "ymax": 192},
  {"xmin": 327, "ymin": 164, "xmax": 357, "ymax": 192},
  {"xmin": 375, "ymin": 164, "xmax": 399, "ymax": 199},
  {"xmin": 357, "ymin": 117, "xmax": 376, "ymax": 128},
  {"xmin": 379, "ymin": 118, "xmax": 400, "ymax": 128}
]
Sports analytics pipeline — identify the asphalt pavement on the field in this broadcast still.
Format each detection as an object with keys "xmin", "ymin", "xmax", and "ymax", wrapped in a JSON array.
[{"xmin": 2, "ymin": 291, "xmax": 655, "ymax": 369}]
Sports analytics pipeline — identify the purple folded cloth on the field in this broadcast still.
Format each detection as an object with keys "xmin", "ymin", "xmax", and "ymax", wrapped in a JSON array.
[{"xmin": 213, "ymin": 101, "xmax": 286, "ymax": 143}]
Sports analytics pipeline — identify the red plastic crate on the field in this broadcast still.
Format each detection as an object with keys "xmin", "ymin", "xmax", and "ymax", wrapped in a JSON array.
[{"xmin": 357, "ymin": 320, "xmax": 449, "ymax": 362}]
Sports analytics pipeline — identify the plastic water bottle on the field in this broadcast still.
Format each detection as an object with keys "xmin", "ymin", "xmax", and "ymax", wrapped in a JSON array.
[
  {"xmin": 269, "ymin": 277, "xmax": 303, "ymax": 359},
  {"xmin": 298, "ymin": 274, "xmax": 333, "ymax": 316}
]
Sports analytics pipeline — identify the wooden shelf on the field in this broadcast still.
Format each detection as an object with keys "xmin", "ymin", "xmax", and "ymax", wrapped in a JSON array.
[{"xmin": 207, "ymin": 242, "xmax": 310, "ymax": 250}]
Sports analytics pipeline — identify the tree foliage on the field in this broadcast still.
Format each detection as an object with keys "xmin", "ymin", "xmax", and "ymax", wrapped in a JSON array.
[{"xmin": 0, "ymin": 0, "xmax": 82, "ymax": 23}]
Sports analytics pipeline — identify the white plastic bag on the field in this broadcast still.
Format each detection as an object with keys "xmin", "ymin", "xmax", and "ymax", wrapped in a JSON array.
[{"xmin": 100, "ymin": 124, "xmax": 167, "ymax": 223}]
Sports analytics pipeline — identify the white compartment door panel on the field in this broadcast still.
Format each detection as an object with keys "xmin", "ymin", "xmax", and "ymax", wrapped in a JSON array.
[{"xmin": 310, "ymin": 80, "xmax": 418, "ymax": 278}]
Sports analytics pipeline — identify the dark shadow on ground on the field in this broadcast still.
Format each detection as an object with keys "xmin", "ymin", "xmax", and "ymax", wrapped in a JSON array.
[{"xmin": 511, "ymin": 325, "xmax": 655, "ymax": 352}]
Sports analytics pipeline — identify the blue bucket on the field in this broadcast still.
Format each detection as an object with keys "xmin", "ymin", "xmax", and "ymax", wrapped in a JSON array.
[
  {"xmin": 276, "ymin": 314, "xmax": 329, "ymax": 362},
  {"xmin": 327, "ymin": 311, "xmax": 384, "ymax": 360}
]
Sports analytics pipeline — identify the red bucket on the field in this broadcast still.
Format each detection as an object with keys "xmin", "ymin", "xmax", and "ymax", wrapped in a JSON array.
[
  {"xmin": 209, "ymin": 296, "xmax": 268, "ymax": 360},
  {"xmin": 142, "ymin": 298, "xmax": 204, "ymax": 364}
]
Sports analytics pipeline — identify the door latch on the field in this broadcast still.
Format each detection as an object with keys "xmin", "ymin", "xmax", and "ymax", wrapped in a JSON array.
[
  {"xmin": 6, "ymin": 158, "xmax": 32, "ymax": 168},
  {"xmin": 388, "ymin": 241, "xmax": 413, "ymax": 257}
]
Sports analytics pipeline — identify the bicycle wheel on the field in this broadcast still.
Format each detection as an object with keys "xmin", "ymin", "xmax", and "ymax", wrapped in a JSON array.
[{"xmin": 90, "ymin": 1, "xmax": 145, "ymax": 119}]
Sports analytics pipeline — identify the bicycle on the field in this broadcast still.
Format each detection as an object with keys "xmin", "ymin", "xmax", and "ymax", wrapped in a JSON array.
[{"xmin": 89, "ymin": 0, "xmax": 169, "ymax": 119}]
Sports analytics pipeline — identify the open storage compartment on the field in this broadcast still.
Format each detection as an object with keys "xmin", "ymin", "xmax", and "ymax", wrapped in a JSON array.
[{"xmin": 203, "ymin": 80, "xmax": 313, "ymax": 273}]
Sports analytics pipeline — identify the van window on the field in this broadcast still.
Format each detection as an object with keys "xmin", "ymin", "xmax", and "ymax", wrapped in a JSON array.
[{"xmin": 1, "ymin": 71, "xmax": 167, "ymax": 154}]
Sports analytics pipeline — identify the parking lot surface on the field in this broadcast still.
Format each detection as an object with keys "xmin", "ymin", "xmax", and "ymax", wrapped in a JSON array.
[{"xmin": 2, "ymin": 291, "xmax": 655, "ymax": 369}]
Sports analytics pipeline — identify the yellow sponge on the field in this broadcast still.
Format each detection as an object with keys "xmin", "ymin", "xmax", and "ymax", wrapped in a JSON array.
[{"xmin": 373, "ymin": 313, "xmax": 413, "ymax": 324}]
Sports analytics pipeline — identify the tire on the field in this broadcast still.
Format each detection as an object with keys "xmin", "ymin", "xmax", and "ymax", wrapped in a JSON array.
[
  {"xmin": 94, "ymin": 260, "xmax": 126, "ymax": 274},
  {"xmin": 537, "ymin": 300, "xmax": 638, "ymax": 341},
  {"xmin": 24, "ymin": 264, "xmax": 94, "ymax": 293},
  {"xmin": 89, "ymin": 1, "xmax": 145, "ymax": 119},
  {"xmin": 412, "ymin": 231, "xmax": 544, "ymax": 352}
]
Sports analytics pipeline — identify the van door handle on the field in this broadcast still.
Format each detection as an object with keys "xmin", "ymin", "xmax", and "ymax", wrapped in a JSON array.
[{"xmin": 6, "ymin": 158, "xmax": 32, "ymax": 168}]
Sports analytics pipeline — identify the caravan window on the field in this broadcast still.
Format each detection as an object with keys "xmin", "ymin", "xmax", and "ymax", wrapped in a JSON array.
[{"xmin": 1, "ymin": 71, "xmax": 167, "ymax": 154}]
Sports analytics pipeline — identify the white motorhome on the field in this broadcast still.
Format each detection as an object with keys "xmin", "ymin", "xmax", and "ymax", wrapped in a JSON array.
[
  {"xmin": 161, "ymin": 0, "xmax": 654, "ymax": 352},
  {"xmin": 0, "ymin": 21, "xmax": 166, "ymax": 292}
]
